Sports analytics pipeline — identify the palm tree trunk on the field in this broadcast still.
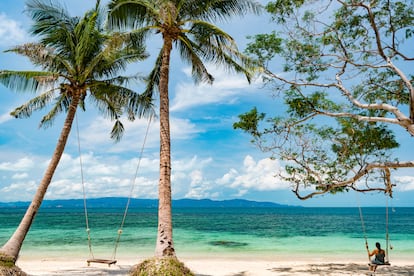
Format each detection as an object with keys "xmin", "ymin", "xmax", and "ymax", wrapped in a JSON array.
[
  {"xmin": 155, "ymin": 38, "xmax": 175, "ymax": 257},
  {"xmin": 0, "ymin": 91, "xmax": 81, "ymax": 263}
]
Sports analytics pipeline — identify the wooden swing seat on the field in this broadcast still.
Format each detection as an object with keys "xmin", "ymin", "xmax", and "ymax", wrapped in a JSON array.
[
  {"xmin": 369, "ymin": 262, "xmax": 390, "ymax": 267},
  {"xmin": 368, "ymin": 262, "xmax": 390, "ymax": 272},
  {"xmin": 87, "ymin": 259, "xmax": 117, "ymax": 267}
]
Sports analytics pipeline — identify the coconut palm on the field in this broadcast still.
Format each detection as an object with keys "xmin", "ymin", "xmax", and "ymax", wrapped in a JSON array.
[
  {"xmin": 108, "ymin": 0, "xmax": 261, "ymax": 261},
  {"xmin": 0, "ymin": 0, "xmax": 151, "ymax": 268}
]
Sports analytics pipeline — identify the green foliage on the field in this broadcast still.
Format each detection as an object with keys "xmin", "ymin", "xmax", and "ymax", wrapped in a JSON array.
[
  {"xmin": 0, "ymin": 253, "xmax": 15, "ymax": 268},
  {"xmin": 245, "ymin": 32, "xmax": 282, "ymax": 66},
  {"xmin": 266, "ymin": 0, "xmax": 306, "ymax": 23},
  {"xmin": 130, "ymin": 257, "xmax": 194, "ymax": 276},
  {"xmin": 0, "ymin": 253, "xmax": 28, "ymax": 275},
  {"xmin": 239, "ymin": 0, "xmax": 414, "ymax": 199},
  {"xmin": 333, "ymin": 119, "xmax": 399, "ymax": 164},
  {"xmin": 1, "ymin": 0, "xmax": 152, "ymax": 140},
  {"xmin": 108, "ymin": 0, "xmax": 262, "ymax": 96},
  {"xmin": 233, "ymin": 107, "xmax": 265, "ymax": 137}
]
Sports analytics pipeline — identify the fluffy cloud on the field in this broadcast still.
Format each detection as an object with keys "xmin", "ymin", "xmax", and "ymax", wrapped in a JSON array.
[
  {"xmin": 76, "ymin": 116, "xmax": 201, "ymax": 153},
  {"xmin": 0, "ymin": 157, "xmax": 34, "ymax": 172},
  {"xmin": 216, "ymin": 155, "xmax": 290, "ymax": 191},
  {"xmin": 394, "ymin": 176, "xmax": 414, "ymax": 191},
  {"xmin": 0, "ymin": 151, "xmax": 288, "ymax": 202},
  {"xmin": 0, "ymin": 13, "xmax": 25, "ymax": 46},
  {"xmin": 170, "ymin": 66, "xmax": 255, "ymax": 112},
  {"xmin": 0, "ymin": 151, "xmax": 214, "ymax": 201},
  {"xmin": 11, "ymin": 173, "xmax": 28, "ymax": 180},
  {"xmin": 184, "ymin": 170, "xmax": 212, "ymax": 199},
  {"xmin": 0, "ymin": 180, "xmax": 38, "ymax": 201},
  {"xmin": 181, "ymin": 155, "xmax": 291, "ymax": 199}
]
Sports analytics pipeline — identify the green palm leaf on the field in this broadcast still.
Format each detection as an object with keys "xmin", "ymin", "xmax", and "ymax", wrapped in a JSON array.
[{"xmin": 0, "ymin": 70, "xmax": 59, "ymax": 93}]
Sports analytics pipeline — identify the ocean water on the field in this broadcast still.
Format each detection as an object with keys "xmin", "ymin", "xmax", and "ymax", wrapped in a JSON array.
[{"xmin": 0, "ymin": 206, "xmax": 413, "ymax": 261}]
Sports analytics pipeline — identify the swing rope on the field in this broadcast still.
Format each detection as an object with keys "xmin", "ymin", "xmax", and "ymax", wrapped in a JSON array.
[
  {"xmin": 111, "ymin": 115, "xmax": 153, "ymax": 260},
  {"xmin": 77, "ymin": 115, "xmax": 153, "ymax": 262},
  {"xmin": 356, "ymin": 191, "xmax": 392, "ymax": 264},
  {"xmin": 76, "ymin": 115, "xmax": 95, "ymax": 260},
  {"xmin": 356, "ymin": 192, "xmax": 370, "ymax": 262},
  {"xmin": 385, "ymin": 196, "xmax": 390, "ymax": 263}
]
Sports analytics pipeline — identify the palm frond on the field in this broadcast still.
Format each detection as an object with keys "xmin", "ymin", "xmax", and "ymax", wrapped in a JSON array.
[
  {"xmin": 110, "ymin": 119, "xmax": 125, "ymax": 142},
  {"xmin": 26, "ymin": 0, "xmax": 78, "ymax": 50},
  {"xmin": 89, "ymin": 89, "xmax": 122, "ymax": 122},
  {"xmin": 10, "ymin": 87, "xmax": 58, "ymax": 119},
  {"xmin": 6, "ymin": 43, "xmax": 73, "ymax": 75},
  {"xmin": 183, "ymin": 0, "xmax": 262, "ymax": 21},
  {"xmin": 108, "ymin": 0, "xmax": 160, "ymax": 30},
  {"xmin": 189, "ymin": 20, "xmax": 236, "ymax": 53},
  {"xmin": 177, "ymin": 34, "xmax": 214, "ymax": 84},
  {"xmin": 90, "ymin": 81, "xmax": 155, "ymax": 120},
  {"xmin": 26, "ymin": 0, "xmax": 73, "ymax": 35},
  {"xmin": 39, "ymin": 93, "xmax": 71, "ymax": 128},
  {"xmin": 84, "ymin": 32, "xmax": 148, "ymax": 81},
  {"xmin": 0, "ymin": 70, "xmax": 59, "ymax": 93},
  {"xmin": 219, "ymin": 49, "xmax": 255, "ymax": 83},
  {"xmin": 142, "ymin": 48, "xmax": 163, "ymax": 98},
  {"xmin": 74, "ymin": 9, "xmax": 103, "ymax": 78},
  {"xmin": 176, "ymin": 21, "xmax": 254, "ymax": 83}
]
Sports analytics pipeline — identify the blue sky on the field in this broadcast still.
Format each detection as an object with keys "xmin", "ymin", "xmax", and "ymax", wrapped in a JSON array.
[{"xmin": 0, "ymin": 0, "xmax": 413, "ymax": 207}]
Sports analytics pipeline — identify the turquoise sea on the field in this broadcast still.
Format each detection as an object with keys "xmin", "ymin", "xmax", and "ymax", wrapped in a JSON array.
[{"xmin": 1, "ymin": 206, "xmax": 413, "ymax": 261}]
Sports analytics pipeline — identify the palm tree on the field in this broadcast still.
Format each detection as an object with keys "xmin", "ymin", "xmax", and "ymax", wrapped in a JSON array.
[
  {"xmin": 0, "ymin": 0, "xmax": 151, "ymax": 268},
  {"xmin": 108, "ymin": 0, "xmax": 261, "ymax": 260}
]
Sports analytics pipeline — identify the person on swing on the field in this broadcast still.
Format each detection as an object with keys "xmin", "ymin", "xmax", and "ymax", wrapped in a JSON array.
[{"xmin": 369, "ymin": 242, "xmax": 386, "ymax": 271}]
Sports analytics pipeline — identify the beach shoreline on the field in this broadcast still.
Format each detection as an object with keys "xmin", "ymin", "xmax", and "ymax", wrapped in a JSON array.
[{"xmin": 17, "ymin": 254, "xmax": 414, "ymax": 275}]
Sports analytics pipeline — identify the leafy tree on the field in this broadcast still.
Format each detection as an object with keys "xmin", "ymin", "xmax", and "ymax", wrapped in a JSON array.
[
  {"xmin": 107, "ymin": 0, "xmax": 261, "ymax": 269},
  {"xmin": 235, "ymin": 0, "xmax": 414, "ymax": 199},
  {"xmin": 0, "ymin": 0, "xmax": 151, "ymax": 269}
]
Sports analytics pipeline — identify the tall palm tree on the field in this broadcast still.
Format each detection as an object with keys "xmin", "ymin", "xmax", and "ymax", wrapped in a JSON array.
[
  {"xmin": 108, "ymin": 0, "xmax": 261, "ymax": 258},
  {"xmin": 0, "ymin": 0, "xmax": 151, "ymax": 267}
]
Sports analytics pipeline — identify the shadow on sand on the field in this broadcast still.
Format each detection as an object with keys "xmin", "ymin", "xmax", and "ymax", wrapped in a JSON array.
[{"xmin": 269, "ymin": 263, "xmax": 414, "ymax": 276}]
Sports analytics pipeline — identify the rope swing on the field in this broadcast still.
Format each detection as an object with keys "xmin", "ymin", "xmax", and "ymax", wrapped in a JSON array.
[
  {"xmin": 356, "ymin": 190, "xmax": 393, "ymax": 270},
  {"xmin": 76, "ymin": 115, "xmax": 153, "ymax": 266}
]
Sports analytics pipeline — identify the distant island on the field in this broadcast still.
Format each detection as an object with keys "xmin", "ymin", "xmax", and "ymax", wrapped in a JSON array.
[{"xmin": 0, "ymin": 197, "xmax": 299, "ymax": 208}]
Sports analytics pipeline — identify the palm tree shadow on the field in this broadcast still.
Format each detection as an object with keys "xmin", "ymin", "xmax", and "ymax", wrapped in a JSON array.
[{"xmin": 37, "ymin": 265, "xmax": 132, "ymax": 276}]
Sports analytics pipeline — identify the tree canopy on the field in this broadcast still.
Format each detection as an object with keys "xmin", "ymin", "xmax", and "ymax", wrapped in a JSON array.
[{"xmin": 235, "ymin": 0, "xmax": 414, "ymax": 199}]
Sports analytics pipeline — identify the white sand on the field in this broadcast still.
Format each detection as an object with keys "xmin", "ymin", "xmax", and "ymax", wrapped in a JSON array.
[{"xmin": 16, "ymin": 255, "xmax": 414, "ymax": 275}]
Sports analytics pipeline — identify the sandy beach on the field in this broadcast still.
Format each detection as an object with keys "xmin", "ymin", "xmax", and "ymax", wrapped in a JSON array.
[{"xmin": 16, "ymin": 255, "xmax": 414, "ymax": 275}]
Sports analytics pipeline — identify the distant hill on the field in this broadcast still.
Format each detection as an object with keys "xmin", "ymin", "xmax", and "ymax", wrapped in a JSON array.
[{"xmin": 0, "ymin": 197, "xmax": 298, "ymax": 209}]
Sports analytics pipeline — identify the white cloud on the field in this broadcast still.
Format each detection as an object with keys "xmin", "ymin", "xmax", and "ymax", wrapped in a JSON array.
[
  {"xmin": 184, "ymin": 170, "xmax": 211, "ymax": 199},
  {"xmin": 0, "ymin": 150, "xmax": 290, "ymax": 202},
  {"xmin": 170, "ymin": 117, "xmax": 202, "ymax": 139},
  {"xmin": 190, "ymin": 170, "xmax": 203, "ymax": 186},
  {"xmin": 0, "ymin": 180, "xmax": 38, "ymax": 201},
  {"xmin": 76, "ymin": 116, "xmax": 202, "ymax": 153},
  {"xmin": 11, "ymin": 173, "xmax": 28, "ymax": 180},
  {"xmin": 0, "ymin": 13, "xmax": 26, "ymax": 46},
  {"xmin": 170, "ymin": 66, "xmax": 254, "ymax": 112},
  {"xmin": 394, "ymin": 176, "xmax": 414, "ymax": 191},
  {"xmin": 216, "ymin": 155, "xmax": 290, "ymax": 191},
  {"xmin": 173, "ymin": 156, "xmax": 212, "ymax": 172},
  {"xmin": 180, "ymin": 155, "xmax": 291, "ymax": 200},
  {"xmin": 0, "ymin": 157, "xmax": 34, "ymax": 172}
]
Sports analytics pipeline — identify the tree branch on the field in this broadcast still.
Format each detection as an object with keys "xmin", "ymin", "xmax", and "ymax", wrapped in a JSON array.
[{"xmin": 292, "ymin": 161, "xmax": 413, "ymax": 200}]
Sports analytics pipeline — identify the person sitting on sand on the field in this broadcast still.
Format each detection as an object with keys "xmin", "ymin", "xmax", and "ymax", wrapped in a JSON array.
[{"xmin": 369, "ymin": 242, "xmax": 386, "ymax": 271}]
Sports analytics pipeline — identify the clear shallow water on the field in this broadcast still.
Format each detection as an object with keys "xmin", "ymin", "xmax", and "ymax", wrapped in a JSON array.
[{"xmin": 1, "ymin": 207, "xmax": 413, "ymax": 260}]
